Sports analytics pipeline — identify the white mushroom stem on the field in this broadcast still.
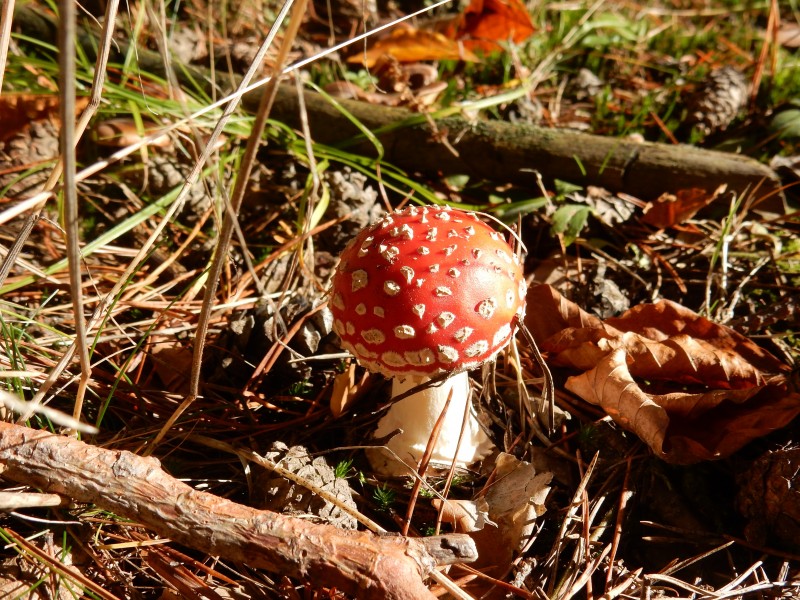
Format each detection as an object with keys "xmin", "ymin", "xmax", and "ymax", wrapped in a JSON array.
[{"xmin": 367, "ymin": 372, "xmax": 495, "ymax": 477}]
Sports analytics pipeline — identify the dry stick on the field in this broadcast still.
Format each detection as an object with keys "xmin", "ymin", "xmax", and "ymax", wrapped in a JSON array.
[
  {"xmin": 605, "ymin": 456, "xmax": 632, "ymax": 592},
  {"xmin": 0, "ymin": 422, "xmax": 479, "ymax": 599},
  {"xmin": 548, "ymin": 453, "xmax": 598, "ymax": 598},
  {"xmin": 8, "ymin": 0, "xmax": 120, "ymax": 423},
  {"xmin": 402, "ymin": 387, "xmax": 455, "ymax": 536},
  {"xmin": 517, "ymin": 320, "xmax": 556, "ymax": 433},
  {"xmin": 0, "ymin": 0, "xmax": 14, "ymax": 92},
  {"xmin": 3, "ymin": 527, "xmax": 120, "ymax": 600},
  {"xmin": 56, "ymin": 0, "xmax": 93, "ymax": 432},
  {"xmin": 147, "ymin": 0, "xmax": 306, "ymax": 454},
  {"xmin": 265, "ymin": 86, "xmax": 783, "ymax": 204},
  {"xmin": 0, "ymin": 492, "xmax": 68, "ymax": 510}
]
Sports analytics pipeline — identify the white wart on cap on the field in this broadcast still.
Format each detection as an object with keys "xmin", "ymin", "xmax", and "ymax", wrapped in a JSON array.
[{"xmin": 329, "ymin": 205, "xmax": 526, "ymax": 379}]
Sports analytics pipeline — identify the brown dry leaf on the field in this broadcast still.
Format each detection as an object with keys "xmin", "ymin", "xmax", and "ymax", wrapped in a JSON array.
[
  {"xmin": 434, "ymin": 453, "xmax": 551, "ymax": 574},
  {"xmin": 526, "ymin": 284, "xmax": 800, "ymax": 463},
  {"xmin": 330, "ymin": 362, "xmax": 372, "ymax": 417},
  {"xmin": 445, "ymin": 0, "xmax": 536, "ymax": 54},
  {"xmin": 330, "ymin": 362, "xmax": 357, "ymax": 418},
  {"xmin": 0, "ymin": 94, "xmax": 89, "ymax": 141},
  {"xmin": 346, "ymin": 28, "xmax": 479, "ymax": 68},
  {"xmin": 435, "ymin": 497, "xmax": 488, "ymax": 532},
  {"xmin": 776, "ymin": 22, "xmax": 800, "ymax": 48},
  {"xmin": 348, "ymin": 0, "xmax": 533, "ymax": 66},
  {"xmin": 641, "ymin": 185, "xmax": 726, "ymax": 228},
  {"xmin": 93, "ymin": 118, "xmax": 172, "ymax": 148},
  {"xmin": 150, "ymin": 331, "xmax": 193, "ymax": 395}
]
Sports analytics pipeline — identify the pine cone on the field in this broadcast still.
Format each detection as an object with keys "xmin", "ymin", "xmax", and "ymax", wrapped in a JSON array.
[
  {"xmin": 255, "ymin": 442, "xmax": 359, "ymax": 530},
  {"xmin": 0, "ymin": 120, "xmax": 60, "ymax": 198},
  {"xmin": 133, "ymin": 154, "xmax": 211, "ymax": 224},
  {"xmin": 683, "ymin": 66, "xmax": 748, "ymax": 136}
]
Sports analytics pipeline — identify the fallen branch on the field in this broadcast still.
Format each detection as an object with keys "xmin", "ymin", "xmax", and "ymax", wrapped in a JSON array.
[
  {"xmin": 264, "ymin": 87, "xmax": 784, "ymax": 204},
  {"xmin": 0, "ymin": 422, "xmax": 477, "ymax": 599}
]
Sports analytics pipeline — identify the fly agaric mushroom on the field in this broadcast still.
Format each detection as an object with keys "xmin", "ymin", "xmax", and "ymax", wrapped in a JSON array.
[{"xmin": 329, "ymin": 205, "xmax": 526, "ymax": 476}]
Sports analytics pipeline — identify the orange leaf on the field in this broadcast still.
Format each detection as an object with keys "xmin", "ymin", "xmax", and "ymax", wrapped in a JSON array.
[
  {"xmin": 447, "ymin": 0, "xmax": 536, "ymax": 54},
  {"xmin": 641, "ymin": 185, "xmax": 725, "ymax": 228},
  {"xmin": 330, "ymin": 362, "xmax": 357, "ymax": 418},
  {"xmin": 0, "ymin": 93, "xmax": 89, "ymax": 141},
  {"xmin": 347, "ymin": 28, "xmax": 479, "ymax": 68},
  {"xmin": 330, "ymin": 363, "xmax": 372, "ymax": 417}
]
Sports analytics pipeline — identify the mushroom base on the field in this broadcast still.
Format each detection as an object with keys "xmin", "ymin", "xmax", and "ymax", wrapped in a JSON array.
[{"xmin": 367, "ymin": 372, "xmax": 495, "ymax": 478}]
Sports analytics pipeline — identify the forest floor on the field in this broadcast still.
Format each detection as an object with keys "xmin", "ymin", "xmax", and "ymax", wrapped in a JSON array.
[{"xmin": 1, "ymin": 0, "xmax": 799, "ymax": 598}]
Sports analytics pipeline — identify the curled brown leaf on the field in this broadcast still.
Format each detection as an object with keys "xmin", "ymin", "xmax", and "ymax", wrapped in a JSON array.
[{"xmin": 527, "ymin": 284, "xmax": 800, "ymax": 463}]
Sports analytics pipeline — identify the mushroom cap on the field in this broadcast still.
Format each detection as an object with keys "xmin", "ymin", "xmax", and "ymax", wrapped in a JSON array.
[{"xmin": 329, "ymin": 205, "xmax": 526, "ymax": 378}]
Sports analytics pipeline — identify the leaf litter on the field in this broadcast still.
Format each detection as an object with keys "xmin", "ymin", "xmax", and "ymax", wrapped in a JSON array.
[
  {"xmin": 1, "ymin": 0, "xmax": 800, "ymax": 598},
  {"xmin": 528, "ymin": 283, "xmax": 800, "ymax": 463}
]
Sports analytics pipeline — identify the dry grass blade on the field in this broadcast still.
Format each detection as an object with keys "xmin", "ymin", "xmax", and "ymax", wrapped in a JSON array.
[
  {"xmin": 547, "ymin": 452, "xmax": 598, "ymax": 597},
  {"xmin": 605, "ymin": 457, "xmax": 632, "ymax": 591},
  {"xmin": 598, "ymin": 568, "xmax": 643, "ymax": 600},
  {"xmin": 0, "ymin": 0, "xmax": 13, "ymax": 91},
  {"xmin": 147, "ymin": 0, "xmax": 303, "ymax": 453},
  {"xmin": 145, "ymin": 548, "xmax": 228, "ymax": 600},
  {"xmin": 5, "ymin": 0, "xmax": 120, "ymax": 425},
  {"xmin": 646, "ymin": 573, "xmax": 722, "ymax": 597},
  {"xmin": 518, "ymin": 319, "xmax": 556, "ymax": 432},
  {"xmin": 56, "ymin": 0, "xmax": 91, "ymax": 432},
  {"xmin": 560, "ymin": 544, "xmax": 612, "ymax": 600},
  {"xmin": 402, "ymin": 386, "xmax": 456, "ymax": 536},
  {"xmin": 2, "ymin": 527, "xmax": 121, "ymax": 600},
  {"xmin": 0, "ymin": 491, "xmax": 67, "ymax": 510},
  {"xmin": 1, "ymin": 390, "xmax": 98, "ymax": 433}
]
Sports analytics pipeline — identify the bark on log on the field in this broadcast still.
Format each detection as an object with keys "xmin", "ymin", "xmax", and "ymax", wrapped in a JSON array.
[
  {"xmin": 12, "ymin": 6, "xmax": 784, "ymax": 204},
  {"xmin": 263, "ymin": 86, "xmax": 783, "ymax": 202},
  {"xmin": 0, "ymin": 422, "xmax": 476, "ymax": 599}
]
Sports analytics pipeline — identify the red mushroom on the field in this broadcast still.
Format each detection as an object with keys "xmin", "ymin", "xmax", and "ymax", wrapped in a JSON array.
[{"xmin": 329, "ymin": 205, "xmax": 526, "ymax": 476}]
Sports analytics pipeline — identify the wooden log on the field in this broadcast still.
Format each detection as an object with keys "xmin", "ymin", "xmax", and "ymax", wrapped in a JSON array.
[
  {"xmin": 0, "ymin": 422, "xmax": 477, "ymax": 600},
  {"xmin": 264, "ymin": 86, "xmax": 783, "ymax": 202}
]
